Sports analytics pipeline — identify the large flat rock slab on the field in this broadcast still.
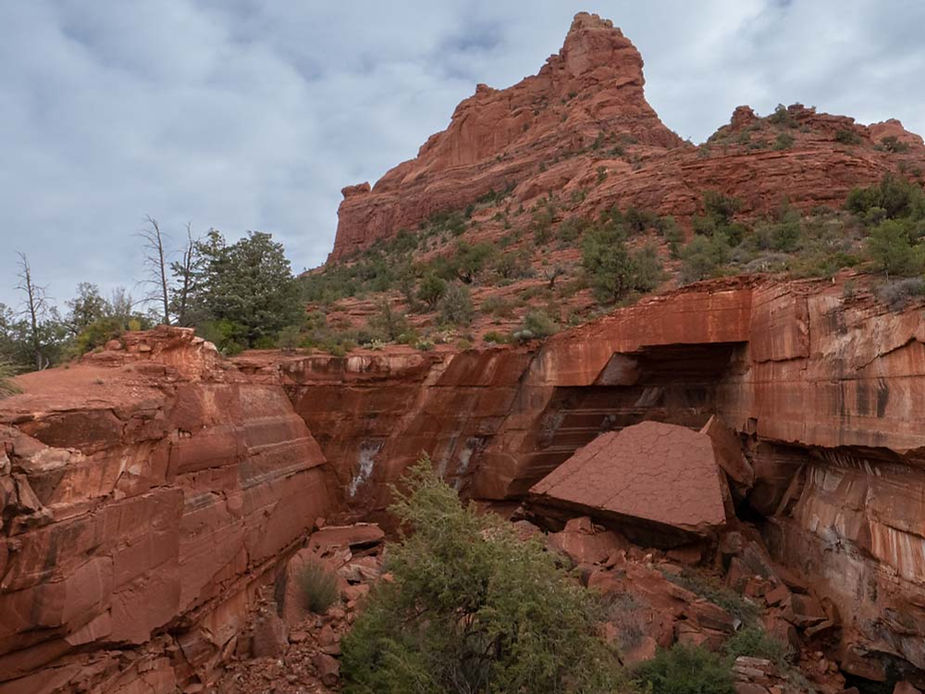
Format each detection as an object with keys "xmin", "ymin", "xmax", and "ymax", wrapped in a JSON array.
[{"xmin": 530, "ymin": 421, "xmax": 727, "ymax": 534}]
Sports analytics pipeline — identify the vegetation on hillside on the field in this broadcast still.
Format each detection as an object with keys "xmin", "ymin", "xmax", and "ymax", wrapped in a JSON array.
[{"xmin": 340, "ymin": 457, "xmax": 626, "ymax": 693}]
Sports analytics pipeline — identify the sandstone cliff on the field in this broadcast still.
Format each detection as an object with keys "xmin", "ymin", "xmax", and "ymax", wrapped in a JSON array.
[{"xmin": 0, "ymin": 328, "xmax": 337, "ymax": 692}]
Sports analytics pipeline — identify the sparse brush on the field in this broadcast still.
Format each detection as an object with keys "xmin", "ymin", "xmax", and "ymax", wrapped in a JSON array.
[
  {"xmin": 298, "ymin": 560, "xmax": 339, "ymax": 614},
  {"xmin": 0, "ymin": 361, "xmax": 21, "ymax": 399}
]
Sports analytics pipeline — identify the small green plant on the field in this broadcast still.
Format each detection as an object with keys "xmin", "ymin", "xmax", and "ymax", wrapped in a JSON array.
[
  {"xmin": 632, "ymin": 643, "xmax": 734, "ymax": 694},
  {"xmin": 877, "ymin": 135, "xmax": 910, "ymax": 153},
  {"xmin": 774, "ymin": 132, "xmax": 795, "ymax": 150},
  {"xmin": 723, "ymin": 625, "xmax": 792, "ymax": 669},
  {"xmin": 835, "ymin": 129, "xmax": 862, "ymax": 145},
  {"xmin": 298, "ymin": 560, "xmax": 339, "ymax": 614}
]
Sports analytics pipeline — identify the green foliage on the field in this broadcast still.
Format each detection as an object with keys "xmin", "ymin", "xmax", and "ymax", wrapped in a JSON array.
[
  {"xmin": 367, "ymin": 301, "xmax": 410, "ymax": 341},
  {"xmin": 631, "ymin": 644, "xmax": 734, "ymax": 694},
  {"xmin": 866, "ymin": 219, "xmax": 925, "ymax": 275},
  {"xmin": 662, "ymin": 570, "xmax": 759, "ymax": 626},
  {"xmin": 521, "ymin": 309, "xmax": 558, "ymax": 338},
  {"xmin": 191, "ymin": 230, "xmax": 302, "ymax": 348},
  {"xmin": 766, "ymin": 103, "xmax": 796, "ymax": 128},
  {"xmin": 417, "ymin": 273, "xmax": 447, "ymax": 309},
  {"xmin": 298, "ymin": 560, "xmax": 339, "ymax": 614},
  {"xmin": 876, "ymin": 277, "xmax": 925, "ymax": 311},
  {"xmin": 276, "ymin": 325, "xmax": 302, "ymax": 352},
  {"xmin": 437, "ymin": 283, "xmax": 474, "ymax": 326},
  {"xmin": 723, "ymin": 625, "xmax": 792, "ymax": 669},
  {"xmin": 679, "ymin": 235, "xmax": 730, "ymax": 283},
  {"xmin": 492, "ymin": 249, "xmax": 533, "ymax": 280},
  {"xmin": 877, "ymin": 135, "xmax": 911, "ymax": 153},
  {"xmin": 581, "ymin": 224, "xmax": 663, "ymax": 303},
  {"xmin": 835, "ymin": 129, "xmax": 862, "ymax": 145},
  {"xmin": 197, "ymin": 318, "xmax": 248, "ymax": 356},
  {"xmin": 453, "ymin": 241, "xmax": 497, "ymax": 283},
  {"xmin": 0, "ymin": 360, "xmax": 21, "ymax": 398},
  {"xmin": 480, "ymin": 296, "xmax": 515, "ymax": 319},
  {"xmin": 483, "ymin": 330, "xmax": 510, "ymax": 344},
  {"xmin": 340, "ymin": 458, "xmax": 624, "ymax": 694},
  {"xmin": 774, "ymin": 132, "xmax": 795, "ymax": 150},
  {"xmin": 845, "ymin": 174, "xmax": 925, "ymax": 222}
]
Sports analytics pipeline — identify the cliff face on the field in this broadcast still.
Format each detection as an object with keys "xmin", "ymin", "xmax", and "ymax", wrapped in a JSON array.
[
  {"xmin": 246, "ymin": 275, "xmax": 925, "ymax": 681},
  {"xmin": 330, "ymin": 14, "xmax": 925, "ymax": 261},
  {"xmin": 0, "ymin": 328, "xmax": 337, "ymax": 692}
]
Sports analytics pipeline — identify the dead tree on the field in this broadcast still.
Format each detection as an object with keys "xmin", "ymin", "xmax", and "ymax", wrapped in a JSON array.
[
  {"xmin": 140, "ymin": 216, "xmax": 171, "ymax": 325},
  {"xmin": 15, "ymin": 252, "xmax": 51, "ymax": 370}
]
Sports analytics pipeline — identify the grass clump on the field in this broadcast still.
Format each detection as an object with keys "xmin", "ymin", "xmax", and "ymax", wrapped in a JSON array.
[{"xmin": 298, "ymin": 560, "xmax": 339, "ymax": 614}]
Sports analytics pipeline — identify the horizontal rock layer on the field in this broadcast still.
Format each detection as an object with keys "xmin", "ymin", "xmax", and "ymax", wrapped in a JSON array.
[{"xmin": 0, "ymin": 328, "xmax": 336, "ymax": 692}]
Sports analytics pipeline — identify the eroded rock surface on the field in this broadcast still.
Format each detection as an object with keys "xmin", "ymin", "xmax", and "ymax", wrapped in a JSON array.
[
  {"xmin": 530, "ymin": 422, "xmax": 728, "ymax": 537},
  {"xmin": 0, "ymin": 328, "xmax": 337, "ymax": 692}
]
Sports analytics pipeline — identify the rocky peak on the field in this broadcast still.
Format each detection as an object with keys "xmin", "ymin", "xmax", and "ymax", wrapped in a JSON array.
[{"xmin": 330, "ymin": 13, "xmax": 681, "ymax": 259}]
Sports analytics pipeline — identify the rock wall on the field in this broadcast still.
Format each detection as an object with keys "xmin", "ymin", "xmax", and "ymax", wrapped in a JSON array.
[
  {"xmin": 261, "ymin": 275, "xmax": 925, "ymax": 680},
  {"xmin": 0, "ymin": 328, "xmax": 337, "ymax": 693}
]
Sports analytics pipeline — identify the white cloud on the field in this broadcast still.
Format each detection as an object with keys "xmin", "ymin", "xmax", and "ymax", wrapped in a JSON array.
[{"xmin": 0, "ymin": 0, "xmax": 922, "ymax": 308}]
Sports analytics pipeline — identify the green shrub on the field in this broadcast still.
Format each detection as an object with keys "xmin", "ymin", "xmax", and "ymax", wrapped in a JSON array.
[
  {"xmin": 774, "ymin": 132, "xmax": 795, "ymax": 150},
  {"xmin": 437, "ymin": 283, "xmax": 474, "ymax": 326},
  {"xmin": 723, "ymin": 625, "xmax": 792, "ymax": 669},
  {"xmin": 867, "ymin": 219, "xmax": 925, "ymax": 275},
  {"xmin": 632, "ymin": 643, "xmax": 734, "ymax": 694},
  {"xmin": 679, "ymin": 235, "xmax": 731, "ymax": 284},
  {"xmin": 340, "ymin": 458, "xmax": 624, "ymax": 693},
  {"xmin": 417, "ymin": 273, "xmax": 447, "ymax": 309},
  {"xmin": 845, "ymin": 175, "xmax": 925, "ymax": 222},
  {"xmin": 483, "ymin": 330, "xmax": 509, "ymax": 344},
  {"xmin": 835, "ymin": 129, "xmax": 862, "ymax": 145},
  {"xmin": 877, "ymin": 135, "xmax": 911, "ymax": 153},
  {"xmin": 662, "ymin": 570, "xmax": 759, "ymax": 626},
  {"xmin": 276, "ymin": 325, "xmax": 301, "ymax": 352},
  {"xmin": 521, "ymin": 309, "xmax": 558, "ymax": 338},
  {"xmin": 298, "ymin": 560, "xmax": 339, "ymax": 614},
  {"xmin": 581, "ymin": 225, "xmax": 664, "ymax": 303},
  {"xmin": 0, "ymin": 361, "xmax": 21, "ymax": 398},
  {"xmin": 367, "ymin": 301, "xmax": 410, "ymax": 341},
  {"xmin": 481, "ymin": 296, "xmax": 515, "ymax": 318},
  {"xmin": 876, "ymin": 277, "xmax": 925, "ymax": 311}
]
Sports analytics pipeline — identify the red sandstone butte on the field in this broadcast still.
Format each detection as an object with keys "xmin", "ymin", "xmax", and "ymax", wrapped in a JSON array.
[
  {"xmin": 530, "ymin": 421, "xmax": 727, "ymax": 535},
  {"xmin": 329, "ymin": 13, "xmax": 925, "ymax": 261}
]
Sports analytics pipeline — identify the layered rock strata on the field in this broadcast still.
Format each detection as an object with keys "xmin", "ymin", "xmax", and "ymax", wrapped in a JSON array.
[{"xmin": 0, "ymin": 328, "xmax": 337, "ymax": 693}]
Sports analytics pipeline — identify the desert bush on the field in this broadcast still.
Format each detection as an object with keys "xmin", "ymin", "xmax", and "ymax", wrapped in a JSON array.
[
  {"xmin": 276, "ymin": 325, "xmax": 301, "ymax": 352},
  {"xmin": 437, "ymin": 283, "xmax": 474, "ymax": 326},
  {"xmin": 723, "ymin": 625, "xmax": 792, "ymax": 669},
  {"xmin": 417, "ymin": 273, "xmax": 447, "ymax": 309},
  {"xmin": 774, "ymin": 132, "xmax": 795, "ymax": 150},
  {"xmin": 662, "ymin": 570, "xmax": 759, "ymax": 625},
  {"xmin": 866, "ymin": 219, "xmax": 925, "ymax": 276},
  {"xmin": 483, "ymin": 330, "xmax": 509, "ymax": 344},
  {"xmin": 453, "ymin": 241, "xmax": 497, "ymax": 283},
  {"xmin": 480, "ymin": 296, "xmax": 515, "ymax": 318},
  {"xmin": 679, "ymin": 235, "xmax": 731, "ymax": 284},
  {"xmin": 521, "ymin": 309, "xmax": 558, "ymax": 338},
  {"xmin": 0, "ymin": 361, "xmax": 21, "ymax": 398},
  {"xmin": 340, "ymin": 458, "xmax": 624, "ymax": 693},
  {"xmin": 581, "ymin": 225, "xmax": 664, "ymax": 303},
  {"xmin": 877, "ymin": 135, "xmax": 911, "ymax": 153},
  {"xmin": 876, "ymin": 277, "xmax": 925, "ymax": 311},
  {"xmin": 367, "ymin": 301, "xmax": 410, "ymax": 341},
  {"xmin": 298, "ymin": 560, "xmax": 339, "ymax": 614},
  {"xmin": 845, "ymin": 174, "xmax": 925, "ymax": 222},
  {"xmin": 632, "ymin": 643, "xmax": 734, "ymax": 694},
  {"xmin": 835, "ymin": 129, "xmax": 862, "ymax": 145}
]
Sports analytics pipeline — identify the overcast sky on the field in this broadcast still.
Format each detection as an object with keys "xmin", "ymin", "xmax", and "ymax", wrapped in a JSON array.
[{"xmin": 1, "ymin": 0, "xmax": 923, "ymax": 311}]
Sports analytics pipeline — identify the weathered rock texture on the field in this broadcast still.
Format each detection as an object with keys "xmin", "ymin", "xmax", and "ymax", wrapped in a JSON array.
[
  {"xmin": 331, "ymin": 12, "xmax": 686, "ymax": 259},
  {"xmin": 248, "ymin": 274, "xmax": 925, "ymax": 681},
  {"xmin": 330, "ymin": 13, "xmax": 925, "ymax": 260},
  {"xmin": 530, "ymin": 422, "xmax": 728, "ymax": 537},
  {"xmin": 0, "ymin": 328, "xmax": 337, "ymax": 692}
]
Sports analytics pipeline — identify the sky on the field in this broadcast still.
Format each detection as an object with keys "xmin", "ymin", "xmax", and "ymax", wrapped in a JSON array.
[{"xmin": 1, "ymin": 0, "xmax": 924, "ymax": 311}]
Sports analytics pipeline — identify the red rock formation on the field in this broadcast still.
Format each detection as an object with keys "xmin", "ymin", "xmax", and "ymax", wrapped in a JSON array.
[
  {"xmin": 0, "ymin": 328, "xmax": 338, "ymax": 692},
  {"xmin": 255, "ymin": 274, "xmax": 925, "ymax": 680},
  {"xmin": 330, "ymin": 12, "xmax": 686, "ymax": 259},
  {"xmin": 530, "ymin": 422, "xmax": 728, "ymax": 537},
  {"xmin": 329, "ymin": 16, "xmax": 925, "ymax": 261}
]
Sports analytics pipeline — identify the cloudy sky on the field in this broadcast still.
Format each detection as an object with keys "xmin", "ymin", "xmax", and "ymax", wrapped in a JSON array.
[{"xmin": 1, "ymin": 0, "xmax": 923, "ymax": 310}]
